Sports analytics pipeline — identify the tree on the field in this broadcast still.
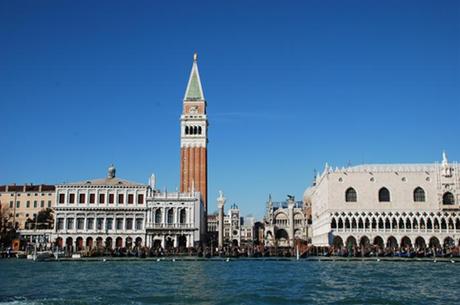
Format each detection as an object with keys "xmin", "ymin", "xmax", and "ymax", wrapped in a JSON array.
[
  {"xmin": 25, "ymin": 208, "xmax": 54, "ymax": 230},
  {"xmin": 0, "ymin": 203, "xmax": 16, "ymax": 248}
]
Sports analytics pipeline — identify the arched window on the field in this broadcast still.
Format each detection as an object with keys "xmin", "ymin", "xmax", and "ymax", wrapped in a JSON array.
[
  {"xmin": 193, "ymin": 126, "xmax": 198, "ymax": 135},
  {"xmin": 198, "ymin": 126, "xmax": 202, "ymax": 135},
  {"xmin": 331, "ymin": 218, "xmax": 337, "ymax": 229},
  {"xmin": 345, "ymin": 187, "xmax": 357, "ymax": 202},
  {"xmin": 443, "ymin": 192, "xmax": 455, "ymax": 205},
  {"xmin": 167, "ymin": 209, "xmax": 174, "ymax": 224},
  {"xmin": 379, "ymin": 187, "xmax": 390, "ymax": 202},
  {"xmin": 155, "ymin": 209, "xmax": 161, "ymax": 224},
  {"xmin": 185, "ymin": 126, "xmax": 189, "ymax": 135},
  {"xmin": 413, "ymin": 187, "xmax": 425, "ymax": 202},
  {"xmin": 179, "ymin": 209, "xmax": 186, "ymax": 224}
]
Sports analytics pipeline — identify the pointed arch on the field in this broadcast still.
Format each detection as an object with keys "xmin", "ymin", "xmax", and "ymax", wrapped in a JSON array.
[
  {"xmin": 441, "ymin": 218, "xmax": 447, "ymax": 230},
  {"xmin": 427, "ymin": 218, "xmax": 433, "ymax": 230},
  {"xmin": 406, "ymin": 217, "xmax": 412, "ymax": 230},
  {"xmin": 358, "ymin": 218, "xmax": 364, "ymax": 229},
  {"xmin": 385, "ymin": 218, "xmax": 390, "ymax": 230},
  {"xmin": 398, "ymin": 217, "xmax": 405, "ymax": 230},
  {"xmin": 331, "ymin": 218, "xmax": 337, "ymax": 229},
  {"xmin": 351, "ymin": 218, "xmax": 357, "ymax": 229},
  {"xmin": 378, "ymin": 187, "xmax": 391, "ymax": 202},
  {"xmin": 434, "ymin": 218, "xmax": 440, "ymax": 231},
  {"xmin": 413, "ymin": 218, "xmax": 419, "ymax": 229}
]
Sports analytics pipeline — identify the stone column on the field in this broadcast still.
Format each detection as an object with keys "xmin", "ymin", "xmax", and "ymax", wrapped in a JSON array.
[
  {"xmin": 217, "ymin": 191, "xmax": 226, "ymax": 249},
  {"xmin": 288, "ymin": 196, "xmax": 295, "ymax": 248}
]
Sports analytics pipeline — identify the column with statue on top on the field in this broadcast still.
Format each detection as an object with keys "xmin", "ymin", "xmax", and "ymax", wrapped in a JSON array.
[{"xmin": 217, "ymin": 191, "xmax": 226, "ymax": 250}]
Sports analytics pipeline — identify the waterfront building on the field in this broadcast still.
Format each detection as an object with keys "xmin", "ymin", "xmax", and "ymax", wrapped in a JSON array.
[
  {"xmin": 180, "ymin": 53, "xmax": 208, "ymax": 211},
  {"xmin": 306, "ymin": 152, "xmax": 460, "ymax": 249},
  {"xmin": 0, "ymin": 184, "xmax": 55, "ymax": 229},
  {"xmin": 52, "ymin": 165, "xmax": 205, "ymax": 252},
  {"xmin": 53, "ymin": 165, "xmax": 148, "ymax": 251},
  {"xmin": 145, "ymin": 185, "xmax": 205, "ymax": 249},
  {"xmin": 263, "ymin": 195, "xmax": 308, "ymax": 247}
]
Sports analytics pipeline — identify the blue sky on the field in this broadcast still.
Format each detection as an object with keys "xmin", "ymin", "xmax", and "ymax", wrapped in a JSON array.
[{"xmin": 1, "ymin": 0, "xmax": 459, "ymax": 218}]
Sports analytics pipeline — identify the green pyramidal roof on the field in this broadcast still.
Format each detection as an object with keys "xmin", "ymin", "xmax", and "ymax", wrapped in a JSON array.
[{"xmin": 184, "ymin": 60, "xmax": 205, "ymax": 101}]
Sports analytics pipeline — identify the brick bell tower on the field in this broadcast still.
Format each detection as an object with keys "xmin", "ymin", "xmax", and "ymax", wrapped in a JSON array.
[{"xmin": 180, "ymin": 52, "xmax": 208, "ymax": 211}]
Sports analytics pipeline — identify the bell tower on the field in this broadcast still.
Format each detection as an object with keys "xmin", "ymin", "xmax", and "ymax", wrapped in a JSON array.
[{"xmin": 180, "ymin": 53, "xmax": 208, "ymax": 211}]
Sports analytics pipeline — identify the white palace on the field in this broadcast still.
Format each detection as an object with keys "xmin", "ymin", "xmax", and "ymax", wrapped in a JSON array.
[
  {"xmin": 52, "ymin": 165, "xmax": 205, "ymax": 252},
  {"xmin": 305, "ymin": 152, "xmax": 460, "ymax": 249}
]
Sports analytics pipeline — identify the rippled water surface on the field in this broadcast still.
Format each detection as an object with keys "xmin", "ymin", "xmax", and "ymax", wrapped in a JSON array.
[{"xmin": 1, "ymin": 259, "xmax": 459, "ymax": 304}]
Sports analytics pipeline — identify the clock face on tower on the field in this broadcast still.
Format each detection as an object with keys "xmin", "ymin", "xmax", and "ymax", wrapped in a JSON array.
[{"xmin": 188, "ymin": 106, "xmax": 198, "ymax": 114}]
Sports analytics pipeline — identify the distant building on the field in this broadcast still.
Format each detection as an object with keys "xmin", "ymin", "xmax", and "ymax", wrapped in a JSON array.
[
  {"xmin": 306, "ymin": 152, "xmax": 460, "ymax": 249},
  {"xmin": 0, "ymin": 184, "xmax": 55, "ymax": 229},
  {"xmin": 208, "ymin": 203, "xmax": 257, "ymax": 248},
  {"xmin": 225, "ymin": 204, "xmax": 241, "ymax": 246},
  {"xmin": 207, "ymin": 213, "xmax": 218, "ymax": 233},
  {"xmin": 263, "ymin": 195, "xmax": 308, "ymax": 247},
  {"xmin": 240, "ymin": 216, "xmax": 255, "ymax": 246}
]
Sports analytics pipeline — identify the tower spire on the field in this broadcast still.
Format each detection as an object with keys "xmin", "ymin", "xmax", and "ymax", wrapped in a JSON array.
[{"xmin": 184, "ymin": 53, "xmax": 205, "ymax": 101}]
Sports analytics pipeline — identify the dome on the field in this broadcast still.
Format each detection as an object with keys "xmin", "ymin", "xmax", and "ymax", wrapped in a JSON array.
[
  {"xmin": 303, "ymin": 186, "xmax": 314, "ymax": 205},
  {"xmin": 107, "ymin": 164, "xmax": 116, "ymax": 179}
]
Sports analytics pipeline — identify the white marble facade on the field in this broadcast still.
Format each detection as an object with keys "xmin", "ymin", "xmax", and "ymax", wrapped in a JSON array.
[
  {"xmin": 306, "ymin": 152, "xmax": 460, "ymax": 248},
  {"xmin": 53, "ymin": 166, "xmax": 204, "ymax": 251}
]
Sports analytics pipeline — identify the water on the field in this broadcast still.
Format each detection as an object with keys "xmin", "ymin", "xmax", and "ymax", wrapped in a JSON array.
[{"xmin": 0, "ymin": 259, "xmax": 459, "ymax": 305}]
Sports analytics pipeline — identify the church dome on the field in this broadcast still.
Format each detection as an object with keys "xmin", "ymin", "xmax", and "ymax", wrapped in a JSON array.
[
  {"xmin": 107, "ymin": 164, "xmax": 116, "ymax": 179},
  {"xmin": 303, "ymin": 186, "xmax": 314, "ymax": 205}
]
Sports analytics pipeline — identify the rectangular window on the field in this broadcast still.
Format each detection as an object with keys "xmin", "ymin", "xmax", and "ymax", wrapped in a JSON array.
[
  {"xmin": 96, "ymin": 218, "xmax": 104, "ymax": 230},
  {"xmin": 34, "ymin": 201, "xmax": 37, "ymax": 208},
  {"xmin": 77, "ymin": 218, "xmax": 84, "ymax": 230},
  {"xmin": 69, "ymin": 193, "xmax": 75, "ymax": 204},
  {"xmin": 9, "ymin": 201, "xmax": 13, "ymax": 208},
  {"xmin": 109, "ymin": 194, "xmax": 114, "ymax": 204},
  {"xmin": 48, "ymin": 200, "xmax": 51, "ymax": 208},
  {"xmin": 57, "ymin": 218, "xmax": 64, "ymax": 230},
  {"xmin": 128, "ymin": 194, "xmax": 134, "ymax": 204},
  {"xmin": 40, "ymin": 200, "xmax": 44, "ymax": 208},
  {"xmin": 126, "ymin": 218, "xmax": 133, "ymax": 230},
  {"xmin": 67, "ymin": 218, "xmax": 74, "ymax": 230},
  {"xmin": 79, "ymin": 194, "xmax": 85, "ymax": 204},
  {"xmin": 106, "ymin": 218, "xmax": 113, "ymax": 230},
  {"xmin": 116, "ymin": 218, "xmax": 123, "ymax": 230},
  {"xmin": 87, "ymin": 218, "xmax": 94, "ymax": 230},
  {"xmin": 26, "ymin": 201, "xmax": 30, "ymax": 208},
  {"xmin": 137, "ymin": 194, "xmax": 144, "ymax": 204},
  {"xmin": 16, "ymin": 201, "xmax": 20, "ymax": 208},
  {"xmin": 118, "ymin": 194, "xmax": 124, "ymax": 204},
  {"xmin": 59, "ymin": 194, "xmax": 65, "ymax": 204},
  {"xmin": 135, "ymin": 219, "xmax": 143, "ymax": 230},
  {"xmin": 99, "ymin": 194, "xmax": 105, "ymax": 204},
  {"xmin": 89, "ymin": 193, "xmax": 95, "ymax": 204}
]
